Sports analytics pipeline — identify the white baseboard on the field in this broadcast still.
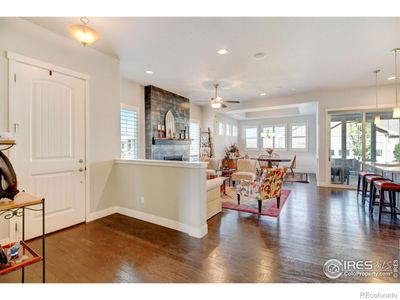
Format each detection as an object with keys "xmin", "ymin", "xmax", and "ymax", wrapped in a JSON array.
[
  {"xmin": 86, "ymin": 206, "xmax": 118, "ymax": 222},
  {"xmin": 116, "ymin": 207, "xmax": 208, "ymax": 239},
  {"xmin": 86, "ymin": 206, "xmax": 208, "ymax": 239}
]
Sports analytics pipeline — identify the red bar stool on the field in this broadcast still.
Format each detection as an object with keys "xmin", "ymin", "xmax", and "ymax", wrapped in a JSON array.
[
  {"xmin": 372, "ymin": 181, "xmax": 400, "ymax": 223},
  {"xmin": 364, "ymin": 175, "xmax": 389, "ymax": 205},
  {"xmin": 357, "ymin": 172, "xmax": 377, "ymax": 196}
]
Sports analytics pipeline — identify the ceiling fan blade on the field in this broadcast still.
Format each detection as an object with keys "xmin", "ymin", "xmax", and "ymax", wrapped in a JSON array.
[
  {"xmin": 223, "ymin": 100, "xmax": 240, "ymax": 103},
  {"xmin": 221, "ymin": 103, "xmax": 228, "ymax": 108}
]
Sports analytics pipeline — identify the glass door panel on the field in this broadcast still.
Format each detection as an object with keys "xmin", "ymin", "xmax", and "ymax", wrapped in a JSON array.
[
  {"xmin": 330, "ymin": 112, "xmax": 363, "ymax": 186},
  {"xmin": 365, "ymin": 111, "xmax": 400, "ymax": 164}
]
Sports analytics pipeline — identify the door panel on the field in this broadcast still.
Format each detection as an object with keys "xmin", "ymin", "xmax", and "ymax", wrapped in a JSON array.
[
  {"xmin": 14, "ymin": 62, "xmax": 86, "ymax": 239},
  {"xmin": 32, "ymin": 80, "xmax": 73, "ymax": 160}
]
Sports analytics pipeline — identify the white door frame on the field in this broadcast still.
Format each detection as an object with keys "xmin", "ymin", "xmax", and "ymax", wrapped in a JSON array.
[{"xmin": 6, "ymin": 51, "xmax": 91, "ymax": 232}]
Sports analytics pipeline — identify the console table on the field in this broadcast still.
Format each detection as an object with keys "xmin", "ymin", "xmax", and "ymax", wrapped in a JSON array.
[{"xmin": 0, "ymin": 192, "xmax": 45, "ymax": 283}]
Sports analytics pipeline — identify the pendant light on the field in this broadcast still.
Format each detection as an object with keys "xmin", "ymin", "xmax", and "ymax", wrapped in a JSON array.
[
  {"xmin": 392, "ymin": 48, "xmax": 400, "ymax": 118},
  {"xmin": 373, "ymin": 69, "xmax": 381, "ymax": 125},
  {"xmin": 68, "ymin": 17, "xmax": 100, "ymax": 47}
]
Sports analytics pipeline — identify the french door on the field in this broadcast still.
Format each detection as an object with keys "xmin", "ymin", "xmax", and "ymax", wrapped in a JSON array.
[
  {"xmin": 11, "ymin": 60, "xmax": 86, "ymax": 239},
  {"xmin": 329, "ymin": 110, "xmax": 400, "ymax": 187}
]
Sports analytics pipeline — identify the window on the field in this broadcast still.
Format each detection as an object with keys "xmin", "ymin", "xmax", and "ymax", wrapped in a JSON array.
[
  {"xmin": 245, "ymin": 127, "xmax": 258, "ymax": 149},
  {"xmin": 120, "ymin": 107, "xmax": 138, "ymax": 159},
  {"xmin": 262, "ymin": 125, "xmax": 286, "ymax": 149},
  {"xmin": 219, "ymin": 122, "xmax": 225, "ymax": 135},
  {"xmin": 226, "ymin": 124, "xmax": 231, "ymax": 136},
  {"xmin": 291, "ymin": 124, "xmax": 307, "ymax": 149},
  {"xmin": 190, "ymin": 121, "xmax": 200, "ymax": 160},
  {"xmin": 232, "ymin": 125, "xmax": 238, "ymax": 137}
]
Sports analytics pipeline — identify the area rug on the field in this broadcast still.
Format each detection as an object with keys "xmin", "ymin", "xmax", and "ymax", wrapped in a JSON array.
[
  {"xmin": 284, "ymin": 172, "xmax": 309, "ymax": 183},
  {"xmin": 222, "ymin": 187, "xmax": 291, "ymax": 217}
]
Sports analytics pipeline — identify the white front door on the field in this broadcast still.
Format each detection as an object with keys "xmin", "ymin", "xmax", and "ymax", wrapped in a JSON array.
[{"xmin": 13, "ymin": 62, "xmax": 86, "ymax": 239}]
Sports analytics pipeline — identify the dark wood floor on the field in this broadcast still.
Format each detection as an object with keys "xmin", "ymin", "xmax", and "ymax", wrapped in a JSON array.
[{"xmin": 1, "ymin": 176, "xmax": 399, "ymax": 283}]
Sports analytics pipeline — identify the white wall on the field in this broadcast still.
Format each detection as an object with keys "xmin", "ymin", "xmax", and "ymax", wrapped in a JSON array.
[
  {"xmin": 0, "ymin": 17, "xmax": 121, "ymax": 229},
  {"xmin": 120, "ymin": 79, "xmax": 146, "ymax": 159},
  {"xmin": 238, "ymin": 114, "xmax": 317, "ymax": 173},
  {"xmin": 214, "ymin": 113, "xmax": 239, "ymax": 158},
  {"xmin": 190, "ymin": 103, "xmax": 203, "ymax": 126},
  {"xmin": 114, "ymin": 160, "xmax": 207, "ymax": 238}
]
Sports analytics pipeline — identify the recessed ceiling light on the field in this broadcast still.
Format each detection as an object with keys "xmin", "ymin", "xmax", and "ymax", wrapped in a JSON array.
[
  {"xmin": 253, "ymin": 52, "xmax": 266, "ymax": 60},
  {"xmin": 217, "ymin": 49, "xmax": 228, "ymax": 55},
  {"xmin": 388, "ymin": 76, "xmax": 396, "ymax": 80},
  {"xmin": 260, "ymin": 93, "xmax": 267, "ymax": 96},
  {"xmin": 145, "ymin": 70, "xmax": 153, "ymax": 74}
]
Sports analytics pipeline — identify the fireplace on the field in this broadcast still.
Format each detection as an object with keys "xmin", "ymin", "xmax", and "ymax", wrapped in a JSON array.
[
  {"xmin": 145, "ymin": 85, "xmax": 190, "ymax": 161},
  {"xmin": 163, "ymin": 155, "xmax": 183, "ymax": 161}
]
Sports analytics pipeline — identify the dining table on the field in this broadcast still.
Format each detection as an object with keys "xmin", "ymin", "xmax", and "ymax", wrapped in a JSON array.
[{"xmin": 253, "ymin": 157, "xmax": 291, "ymax": 168}]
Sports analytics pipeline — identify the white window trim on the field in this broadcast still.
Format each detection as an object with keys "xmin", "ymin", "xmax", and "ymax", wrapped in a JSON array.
[
  {"xmin": 226, "ymin": 123, "xmax": 231, "ymax": 136},
  {"xmin": 290, "ymin": 122, "xmax": 308, "ymax": 152},
  {"xmin": 232, "ymin": 125, "xmax": 238, "ymax": 137},
  {"xmin": 261, "ymin": 124, "xmax": 288, "ymax": 151},
  {"xmin": 189, "ymin": 119, "xmax": 200, "ymax": 160},
  {"xmin": 219, "ymin": 121, "xmax": 225, "ymax": 136},
  {"xmin": 120, "ymin": 103, "xmax": 139, "ymax": 159},
  {"xmin": 244, "ymin": 126, "xmax": 259, "ymax": 150}
]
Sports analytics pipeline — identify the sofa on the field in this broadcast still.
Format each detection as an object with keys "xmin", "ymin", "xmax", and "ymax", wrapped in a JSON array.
[{"xmin": 206, "ymin": 177, "xmax": 227, "ymax": 219}]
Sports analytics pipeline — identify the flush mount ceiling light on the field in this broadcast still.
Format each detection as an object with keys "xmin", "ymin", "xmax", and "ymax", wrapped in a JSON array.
[
  {"xmin": 392, "ymin": 48, "xmax": 400, "ymax": 118},
  {"xmin": 260, "ymin": 92, "xmax": 267, "ymax": 96},
  {"xmin": 145, "ymin": 70, "xmax": 153, "ymax": 74},
  {"xmin": 388, "ymin": 76, "xmax": 396, "ymax": 80},
  {"xmin": 217, "ymin": 49, "xmax": 228, "ymax": 55},
  {"xmin": 68, "ymin": 17, "xmax": 100, "ymax": 47},
  {"xmin": 253, "ymin": 52, "xmax": 266, "ymax": 60},
  {"xmin": 373, "ymin": 69, "xmax": 381, "ymax": 125}
]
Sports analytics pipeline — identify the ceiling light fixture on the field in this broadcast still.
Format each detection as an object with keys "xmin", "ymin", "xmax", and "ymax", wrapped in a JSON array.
[
  {"xmin": 260, "ymin": 93, "xmax": 267, "ymax": 96},
  {"xmin": 68, "ymin": 17, "xmax": 100, "ymax": 47},
  {"xmin": 211, "ymin": 102, "xmax": 222, "ymax": 108},
  {"xmin": 145, "ymin": 70, "xmax": 153, "ymax": 74},
  {"xmin": 373, "ymin": 69, "xmax": 381, "ymax": 125},
  {"xmin": 388, "ymin": 76, "xmax": 396, "ymax": 80},
  {"xmin": 217, "ymin": 49, "xmax": 228, "ymax": 55},
  {"xmin": 392, "ymin": 48, "xmax": 400, "ymax": 118},
  {"xmin": 253, "ymin": 52, "xmax": 266, "ymax": 60}
]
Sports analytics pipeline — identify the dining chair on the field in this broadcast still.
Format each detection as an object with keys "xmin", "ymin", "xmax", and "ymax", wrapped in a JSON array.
[
  {"xmin": 288, "ymin": 155, "xmax": 297, "ymax": 177},
  {"xmin": 271, "ymin": 152, "xmax": 280, "ymax": 167},
  {"xmin": 258, "ymin": 154, "xmax": 270, "ymax": 169}
]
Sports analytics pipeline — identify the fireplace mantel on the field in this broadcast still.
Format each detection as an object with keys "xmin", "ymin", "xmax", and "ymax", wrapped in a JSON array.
[{"xmin": 153, "ymin": 138, "xmax": 192, "ymax": 145}]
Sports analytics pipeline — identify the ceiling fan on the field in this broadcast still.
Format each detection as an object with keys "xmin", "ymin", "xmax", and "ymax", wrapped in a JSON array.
[{"xmin": 210, "ymin": 84, "xmax": 240, "ymax": 108}]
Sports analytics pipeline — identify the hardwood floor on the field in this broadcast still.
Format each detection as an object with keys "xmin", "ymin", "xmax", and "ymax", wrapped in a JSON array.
[{"xmin": 1, "ymin": 176, "xmax": 399, "ymax": 283}]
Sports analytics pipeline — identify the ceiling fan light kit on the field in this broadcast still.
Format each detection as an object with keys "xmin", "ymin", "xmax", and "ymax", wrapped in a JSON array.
[{"xmin": 210, "ymin": 83, "xmax": 240, "ymax": 109}]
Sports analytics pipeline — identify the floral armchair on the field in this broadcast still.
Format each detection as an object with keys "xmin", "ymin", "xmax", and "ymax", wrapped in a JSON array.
[{"xmin": 236, "ymin": 167, "xmax": 287, "ymax": 213}]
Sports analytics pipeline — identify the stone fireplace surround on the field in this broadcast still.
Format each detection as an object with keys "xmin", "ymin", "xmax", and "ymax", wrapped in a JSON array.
[{"xmin": 145, "ymin": 85, "xmax": 190, "ymax": 161}]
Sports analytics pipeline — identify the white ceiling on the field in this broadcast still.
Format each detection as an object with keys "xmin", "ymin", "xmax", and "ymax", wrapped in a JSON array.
[
  {"xmin": 224, "ymin": 101, "xmax": 318, "ymax": 120},
  {"xmin": 26, "ymin": 17, "xmax": 400, "ymax": 106}
]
